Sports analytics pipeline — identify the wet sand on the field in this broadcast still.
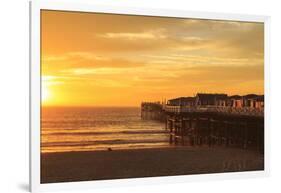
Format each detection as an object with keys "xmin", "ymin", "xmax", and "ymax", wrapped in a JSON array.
[{"xmin": 41, "ymin": 147, "xmax": 264, "ymax": 183}]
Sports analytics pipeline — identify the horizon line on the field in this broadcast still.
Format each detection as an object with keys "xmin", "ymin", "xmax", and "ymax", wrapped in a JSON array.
[{"xmin": 41, "ymin": 105, "xmax": 140, "ymax": 108}]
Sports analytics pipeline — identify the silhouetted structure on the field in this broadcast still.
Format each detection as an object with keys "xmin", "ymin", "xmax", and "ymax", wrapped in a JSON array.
[
  {"xmin": 141, "ymin": 102, "xmax": 164, "ymax": 120},
  {"xmin": 141, "ymin": 92, "xmax": 264, "ymax": 153}
]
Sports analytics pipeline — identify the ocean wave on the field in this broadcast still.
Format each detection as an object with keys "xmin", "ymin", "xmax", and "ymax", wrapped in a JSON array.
[
  {"xmin": 41, "ymin": 139, "xmax": 168, "ymax": 148},
  {"xmin": 42, "ymin": 130, "xmax": 168, "ymax": 136}
]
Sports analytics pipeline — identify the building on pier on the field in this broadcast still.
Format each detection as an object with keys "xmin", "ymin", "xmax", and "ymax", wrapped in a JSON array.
[
  {"xmin": 243, "ymin": 94, "xmax": 259, "ymax": 107},
  {"xmin": 229, "ymin": 95, "xmax": 243, "ymax": 108},
  {"xmin": 141, "ymin": 93, "xmax": 264, "ymax": 120},
  {"xmin": 167, "ymin": 97, "xmax": 195, "ymax": 106},
  {"xmin": 253, "ymin": 95, "xmax": 264, "ymax": 109},
  {"xmin": 195, "ymin": 93, "xmax": 228, "ymax": 106},
  {"xmin": 246, "ymin": 95, "xmax": 264, "ymax": 109}
]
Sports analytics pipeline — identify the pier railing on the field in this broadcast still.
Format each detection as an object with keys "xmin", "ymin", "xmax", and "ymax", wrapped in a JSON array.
[{"xmin": 164, "ymin": 105, "xmax": 264, "ymax": 117}]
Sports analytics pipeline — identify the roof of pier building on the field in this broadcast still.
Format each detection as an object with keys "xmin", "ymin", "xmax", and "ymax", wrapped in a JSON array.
[
  {"xmin": 256, "ymin": 95, "xmax": 264, "ymax": 102},
  {"xmin": 195, "ymin": 93, "xmax": 228, "ymax": 105},
  {"xmin": 229, "ymin": 95, "xmax": 242, "ymax": 100},
  {"xmin": 196, "ymin": 93, "xmax": 228, "ymax": 100},
  {"xmin": 243, "ymin": 94, "xmax": 259, "ymax": 99},
  {"xmin": 167, "ymin": 97, "xmax": 195, "ymax": 106},
  {"xmin": 241, "ymin": 94, "xmax": 265, "ymax": 103}
]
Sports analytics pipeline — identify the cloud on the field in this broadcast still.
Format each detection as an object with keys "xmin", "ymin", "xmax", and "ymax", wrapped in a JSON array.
[
  {"xmin": 42, "ymin": 52, "xmax": 145, "ymax": 75},
  {"xmin": 64, "ymin": 67, "xmax": 127, "ymax": 76},
  {"xmin": 42, "ymin": 10, "xmax": 264, "ymax": 60},
  {"xmin": 177, "ymin": 19, "xmax": 264, "ymax": 59},
  {"xmin": 91, "ymin": 79, "xmax": 130, "ymax": 88},
  {"xmin": 42, "ymin": 75, "xmax": 64, "ymax": 86},
  {"xmin": 98, "ymin": 30, "xmax": 167, "ymax": 40},
  {"xmin": 180, "ymin": 65, "xmax": 264, "ymax": 83},
  {"xmin": 144, "ymin": 53, "xmax": 263, "ymax": 68},
  {"xmin": 69, "ymin": 52, "xmax": 110, "ymax": 61}
]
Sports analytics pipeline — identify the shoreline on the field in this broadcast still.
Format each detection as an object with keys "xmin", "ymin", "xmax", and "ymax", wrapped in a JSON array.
[
  {"xmin": 41, "ymin": 146, "xmax": 264, "ymax": 183},
  {"xmin": 41, "ymin": 144, "xmax": 178, "ymax": 154}
]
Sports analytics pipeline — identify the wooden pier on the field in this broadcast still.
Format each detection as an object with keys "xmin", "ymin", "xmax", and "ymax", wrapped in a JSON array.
[
  {"xmin": 141, "ymin": 102, "xmax": 264, "ymax": 153},
  {"xmin": 166, "ymin": 111, "xmax": 264, "ymax": 153},
  {"xmin": 141, "ymin": 93, "xmax": 264, "ymax": 153}
]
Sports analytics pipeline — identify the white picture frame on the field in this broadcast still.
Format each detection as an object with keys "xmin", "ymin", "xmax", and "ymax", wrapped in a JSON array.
[{"xmin": 29, "ymin": 0, "xmax": 270, "ymax": 192}]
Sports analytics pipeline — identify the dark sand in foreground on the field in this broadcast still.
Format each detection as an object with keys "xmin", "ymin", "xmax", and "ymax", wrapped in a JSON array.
[{"xmin": 41, "ymin": 147, "xmax": 264, "ymax": 183}]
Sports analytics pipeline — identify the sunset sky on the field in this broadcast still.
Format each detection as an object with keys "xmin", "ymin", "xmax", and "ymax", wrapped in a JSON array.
[{"xmin": 41, "ymin": 10, "xmax": 264, "ymax": 107}]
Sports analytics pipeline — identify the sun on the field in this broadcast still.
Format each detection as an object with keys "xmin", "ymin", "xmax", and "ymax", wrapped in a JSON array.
[
  {"xmin": 42, "ymin": 85, "xmax": 50, "ymax": 103},
  {"xmin": 41, "ymin": 75, "xmax": 54, "ymax": 104}
]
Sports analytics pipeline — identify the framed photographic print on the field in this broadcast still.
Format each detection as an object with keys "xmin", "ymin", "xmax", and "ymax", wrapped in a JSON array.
[{"xmin": 30, "ymin": 1, "xmax": 270, "ymax": 192}]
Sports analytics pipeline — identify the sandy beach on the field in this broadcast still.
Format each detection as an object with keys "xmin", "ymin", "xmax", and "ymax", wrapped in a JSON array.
[{"xmin": 41, "ymin": 147, "xmax": 264, "ymax": 183}]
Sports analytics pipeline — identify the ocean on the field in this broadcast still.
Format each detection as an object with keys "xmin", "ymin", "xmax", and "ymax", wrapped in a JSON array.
[{"xmin": 41, "ymin": 106, "xmax": 170, "ymax": 153}]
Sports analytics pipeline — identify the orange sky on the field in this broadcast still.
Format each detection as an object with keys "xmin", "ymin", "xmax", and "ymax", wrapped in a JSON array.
[{"xmin": 41, "ymin": 10, "xmax": 264, "ymax": 107}]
